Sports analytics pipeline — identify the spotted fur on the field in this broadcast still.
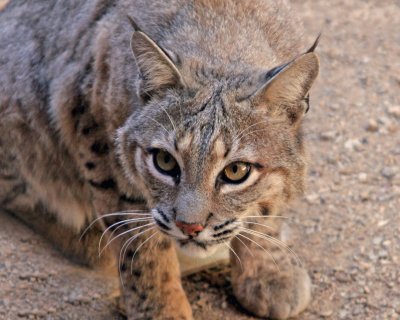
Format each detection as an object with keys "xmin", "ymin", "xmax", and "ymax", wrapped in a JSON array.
[{"xmin": 0, "ymin": 0, "xmax": 319, "ymax": 319}]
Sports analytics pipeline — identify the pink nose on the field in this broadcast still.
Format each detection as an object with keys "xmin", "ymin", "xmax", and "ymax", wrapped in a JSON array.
[{"xmin": 175, "ymin": 221, "xmax": 204, "ymax": 236}]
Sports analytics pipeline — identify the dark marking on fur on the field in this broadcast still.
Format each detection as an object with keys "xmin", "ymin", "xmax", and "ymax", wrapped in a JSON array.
[
  {"xmin": 193, "ymin": 241, "xmax": 207, "ymax": 250},
  {"xmin": 158, "ymin": 209, "xmax": 170, "ymax": 223},
  {"xmin": 0, "ymin": 173, "xmax": 18, "ymax": 180},
  {"xmin": 1, "ymin": 183, "xmax": 27, "ymax": 206},
  {"xmin": 158, "ymin": 239, "xmax": 172, "ymax": 250},
  {"xmin": 174, "ymin": 138, "xmax": 178, "ymax": 152},
  {"xmin": 89, "ymin": 178, "xmax": 116, "ymax": 190},
  {"xmin": 213, "ymin": 218, "xmax": 236, "ymax": 231},
  {"xmin": 71, "ymin": 104, "xmax": 86, "ymax": 117},
  {"xmin": 133, "ymin": 269, "xmax": 142, "ymax": 277},
  {"xmin": 82, "ymin": 122, "xmax": 99, "ymax": 135},
  {"xmin": 91, "ymin": 141, "xmax": 109, "ymax": 155},
  {"xmin": 261, "ymin": 207, "xmax": 270, "ymax": 216},
  {"xmin": 162, "ymin": 272, "xmax": 171, "ymax": 282},
  {"xmin": 85, "ymin": 162, "xmax": 96, "ymax": 170},
  {"xmin": 139, "ymin": 293, "xmax": 147, "ymax": 301},
  {"xmin": 223, "ymin": 146, "xmax": 231, "ymax": 158},
  {"xmin": 119, "ymin": 194, "xmax": 146, "ymax": 204},
  {"xmin": 213, "ymin": 228, "xmax": 234, "ymax": 238},
  {"xmin": 147, "ymin": 261, "xmax": 155, "ymax": 269},
  {"xmin": 154, "ymin": 218, "xmax": 171, "ymax": 231}
]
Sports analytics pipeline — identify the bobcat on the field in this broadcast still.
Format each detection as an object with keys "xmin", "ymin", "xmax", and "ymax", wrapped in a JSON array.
[{"xmin": 0, "ymin": 0, "xmax": 319, "ymax": 319}]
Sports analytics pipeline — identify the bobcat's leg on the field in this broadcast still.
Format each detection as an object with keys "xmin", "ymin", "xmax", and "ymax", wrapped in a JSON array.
[
  {"xmin": 91, "ymin": 197, "xmax": 192, "ymax": 320},
  {"xmin": 230, "ymin": 215, "xmax": 311, "ymax": 320}
]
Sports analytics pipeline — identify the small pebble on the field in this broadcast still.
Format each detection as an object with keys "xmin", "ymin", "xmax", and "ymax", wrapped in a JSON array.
[
  {"xmin": 344, "ymin": 139, "xmax": 363, "ymax": 151},
  {"xmin": 388, "ymin": 106, "xmax": 400, "ymax": 119},
  {"xmin": 358, "ymin": 172, "xmax": 368, "ymax": 182},
  {"xmin": 366, "ymin": 119, "xmax": 379, "ymax": 132},
  {"xmin": 320, "ymin": 131, "xmax": 337, "ymax": 141},
  {"xmin": 381, "ymin": 167, "xmax": 398, "ymax": 180}
]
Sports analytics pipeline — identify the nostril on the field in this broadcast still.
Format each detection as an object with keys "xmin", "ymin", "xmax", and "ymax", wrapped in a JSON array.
[{"xmin": 175, "ymin": 220, "xmax": 204, "ymax": 236}]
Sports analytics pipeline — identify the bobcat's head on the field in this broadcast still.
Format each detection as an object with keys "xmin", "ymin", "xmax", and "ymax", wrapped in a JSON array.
[{"xmin": 117, "ymin": 28, "xmax": 319, "ymax": 257}]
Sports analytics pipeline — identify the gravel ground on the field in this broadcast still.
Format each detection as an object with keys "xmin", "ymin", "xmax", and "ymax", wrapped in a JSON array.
[{"xmin": 1, "ymin": 0, "xmax": 400, "ymax": 319}]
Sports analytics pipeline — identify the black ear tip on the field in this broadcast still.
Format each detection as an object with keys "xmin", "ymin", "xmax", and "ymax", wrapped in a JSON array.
[
  {"xmin": 127, "ymin": 15, "xmax": 142, "ymax": 32},
  {"xmin": 306, "ymin": 33, "xmax": 322, "ymax": 53}
]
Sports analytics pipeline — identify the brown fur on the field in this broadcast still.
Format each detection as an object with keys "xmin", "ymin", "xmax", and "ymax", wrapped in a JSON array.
[{"xmin": 0, "ymin": 1, "xmax": 319, "ymax": 319}]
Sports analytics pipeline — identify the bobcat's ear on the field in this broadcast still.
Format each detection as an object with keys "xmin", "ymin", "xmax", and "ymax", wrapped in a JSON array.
[
  {"xmin": 130, "ymin": 31, "xmax": 184, "ymax": 100},
  {"xmin": 253, "ymin": 52, "xmax": 319, "ymax": 124}
]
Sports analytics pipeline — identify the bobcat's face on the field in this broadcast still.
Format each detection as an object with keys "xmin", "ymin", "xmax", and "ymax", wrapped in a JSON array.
[
  {"xmin": 117, "ymin": 29, "xmax": 318, "ymax": 257},
  {"xmin": 118, "ymin": 83, "xmax": 307, "ymax": 257}
]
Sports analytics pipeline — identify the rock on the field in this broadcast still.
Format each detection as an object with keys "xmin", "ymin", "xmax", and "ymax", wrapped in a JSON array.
[
  {"xmin": 358, "ymin": 172, "xmax": 368, "ymax": 182},
  {"xmin": 378, "ymin": 116, "xmax": 392, "ymax": 126},
  {"xmin": 320, "ymin": 131, "xmax": 337, "ymax": 141},
  {"xmin": 388, "ymin": 106, "xmax": 400, "ymax": 119},
  {"xmin": 305, "ymin": 193, "xmax": 320, "ymax": 205},
  {"xmin": 318, "ymin": 302, "xmax": 334, "ymax": 317},
  {"xmin": 339, "ymin": 309, "xmax": 349, "ymax": 319},
  {"xmin": 365, "ymin": 119, "xmax": 379, "ymax": 132},
  {"xmin": 372, "ymin": 237, "xmax": 383, "ymax": 245},
  {"xmin": 360, "ymin": 191, "xmax": 370, "ymax": 201},
  {"xmin": 344, "ymin": 138, "xmax": 363, "ymax": 151},
  {"xmin": 378, "ymin": 219, "xmax": 390, "ymax": 227},
  {"xmin": 381, "ymin": 166, "xmax": 398, "ymax": 180},
  {"xmin": 335, "ymin": 270, "xmax": 352, "ymax": 283}
]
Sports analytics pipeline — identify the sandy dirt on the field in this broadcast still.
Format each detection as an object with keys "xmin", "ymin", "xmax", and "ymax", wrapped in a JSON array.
[{"xmin": 1, "ymin": 0, "xmax": 400, "ymax": 319}]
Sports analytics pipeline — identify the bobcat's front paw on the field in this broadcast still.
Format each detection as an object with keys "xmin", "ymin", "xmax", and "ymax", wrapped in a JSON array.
[
  {"xmin": 123, "ymin": 285, "xmax": 193, "ymax": 320},
  {"xmin": 155, "ymin": 290, "xmax": 194, "ymax": 320},
  {"xmin": 232, "ymin": 266, "xmax": 311, "ymax": 319}
]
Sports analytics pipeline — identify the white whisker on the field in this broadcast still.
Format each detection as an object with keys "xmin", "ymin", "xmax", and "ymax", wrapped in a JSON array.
[
  {"xmin": 232, "ymin": 120, "xmax": 267, "ymax": 144},
  {"xmin": 235, "ymin": 128, "xmax": 272, "ymax": 144},
  {"xmin": 243, "ymin": 215, "xmax": 288, "ymax": 219},
  {"xmin": 120, "ymin": 226, "xmax": 157, "ymax": 265},
  {"xmin": 239, "ymin": 227, "xmax": 302, "ymax": 266},
  {"xmin": 130, "ymin": 231, "xmax": 159, "ymax": 273},
  {"xmin": 100, "ymin": 222, "xmax": 155, "ymax": 256},
  {"xmin": 224, "ymin": 241, "xmax": 243, "ymax": 271},
  {"xmin": 234, "ymin": 235, "xmax": 254, "ymax": 258},
  {"xmin": 145, "ymin": 116, "xmax": 169, "ymax": 134},
  {"xmin": 98, "ymin": 217, "xmax": 153, "ymax": 254},
  {"xmin": 237, "ymin": 233, "xmax": 280, "ymax": 272},
  {"xmin": 118, "ymin": 226, "xmax": 156, "ymax": 287},
  {"xmin": 243, "ymin": 221, "xmax": 275, "ymax": 232},
  {"xmin": 79, "ymin": 211, "xmax": 151, "ymax": 240},
  {"xmin": 159, "ymin": 105, "xmax": 177, "ymax": 132}
]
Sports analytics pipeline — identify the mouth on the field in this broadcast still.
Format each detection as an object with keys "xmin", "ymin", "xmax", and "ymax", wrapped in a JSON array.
[{"xmin": 151, "ymin": 208, "xmax": 240, "ymax": 256}]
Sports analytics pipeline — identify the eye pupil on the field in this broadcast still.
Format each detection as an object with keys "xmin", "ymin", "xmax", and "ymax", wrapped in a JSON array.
[
  {"xmin": 232, "ymin": 164, "xmax": 238, "ymax": 174},
  {"xmin": 164, "ymin": 154, "xmax": 171, "ymax": 163}
]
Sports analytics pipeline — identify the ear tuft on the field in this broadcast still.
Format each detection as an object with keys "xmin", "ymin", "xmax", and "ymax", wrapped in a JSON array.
[
  {"xmin": 126, "ymin": 15, "xmax": 142, "ymax": 32},
  {"xmin": 255, "ymin": 52, "xmax": 319, "ymax": 107},
  {"xmin": 130, "ymin": 31, "xmax": 183, "ymax": 100},
  {"xmin": 306, "ymin": 33, "xmax": 322, "ymax": 53}
]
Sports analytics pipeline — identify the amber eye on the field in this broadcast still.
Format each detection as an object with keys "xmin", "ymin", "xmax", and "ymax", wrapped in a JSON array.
[
  {"xmin": 152, "ymin": 149, "xmax": 180, "ymax": 178},
  {"xmin": 221, "ymin": 162, "xmax": 251, "ymax": 184}
]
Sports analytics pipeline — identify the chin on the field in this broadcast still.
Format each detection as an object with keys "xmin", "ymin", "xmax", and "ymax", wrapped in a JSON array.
[{"xmin": 175, "ymin": 240, "xmax": 220, "ymax": 259}]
